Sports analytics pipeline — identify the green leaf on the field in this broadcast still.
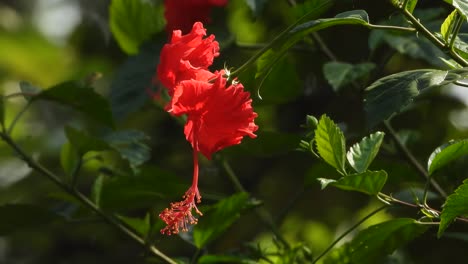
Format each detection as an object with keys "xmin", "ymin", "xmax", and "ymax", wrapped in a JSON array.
[
  {"xmin": 438, "ymin": 178, "xmax": 468, "ymax": 237},
  {"xmin": 34, "ymin": 81, "xmax": 114, "ymax": 128},
  {"xmin": 318, "ymin": 170, "xmax": 387, "ymax": 195},
  {"xmin": 256, "ymin": 57, "xmax": 301, "ymax": 104},
  {"xmin": 91, "ymin": 174, "xmax": 105, "ymax": 207},
  {"xmin": 0, "ymin": 204, "xmax": 63, "ymax": 235},
  {"xmin": 244, "ymin": 0, "xmax": 267, "ymax": 17},
  {"xmin": 19, "ymin": 81, "xmax": 41, "ymax": 101},
  {"xmin": 405, "ymin": 0, "xmax": 418, "ymax": 13},
  {"xmin": 441, "ymin": 10, "xmax": 458, "ymax": 41},
  {"xmin": 99, "ymin": 166, "xmax": 187, "ymax": 211},
  {"xmin": 118, "ymin": 214, "xmax": 151, "ymax": 237},
  {"xmin": 257, "ymin": 9, "xmax": 369, "ymax": 82},
  {"xmin": 193, "ymin": 192, "xmax": 252, "ymax": 248},
  {"xmin": 364, "ymin": 69, "xmax": 456, "ymax": 127},
  {"xmin": 109, "ymin": 0, "xmax": 165, "ymax": 54},
  {"xmin": 0, "ymin": 95, "xmax": 4, "ymax": 129},
  {"xmin": 323, "ymin": 62, "xmax": 375, "ymax": 92},
  {"xmin": 428, "ymin": 139, "xmax": 468, "ymax": 175},
  {"xmin": 444, "ymin": 0, "xmax": 468, "ymax": 18},
  {"xmin": 103, "ymin": 130, "xmax": 151, "ymax": 169},
  {"xmin": 324, "ymin": 218, "xmax": 429, "ymax": 264},
  {"xmin": 110, "ymin": 41, "xmax": 161, "ymax": 121},
  {"xmin": 199, "ymin": 255, "xmax": 257, "ymax": 264},
  {"xmin": 315, "ymin": 115, "xmax": 346, "ymax": 174},
  {"xmin": 60, "ymin": 142, "xmax": 80, "ymax": 176},
  {"xmin": 333, "ymin": 170, "xmax": 387, "ymax": 195},
  {"xmin": 347, "ymin": 132, "xmax": 385, "ymax": 173},
  {"xmin": 65, "ymin": 126, "xmax": 109, "ymax": 155}
]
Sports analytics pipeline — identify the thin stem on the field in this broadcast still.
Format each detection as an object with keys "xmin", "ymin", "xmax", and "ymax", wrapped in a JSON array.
[
  {"xmin": 400, "ymin": 8, "xmax": 468, "ymax": 66},
  {"xmin": 312, "ymin": 205, "xmax": 388, "ymax": 264},
  {"xmin": 449, "ymin": 12, "xmax": 464, "ymax": 50},
  {"xmin": 383, "ymin": 121, "xmax": 447, "ymax": 198},
  {"xmin": 0, "ymin": 132, "xmax": 177, "ymax": 264},
  {"xmin": 220, "ymin": 157, "xmax": 290, "ymax": 249},
  {"xmin": 7, "ymin": 101, "xmax": 31, "ymax": 135}
]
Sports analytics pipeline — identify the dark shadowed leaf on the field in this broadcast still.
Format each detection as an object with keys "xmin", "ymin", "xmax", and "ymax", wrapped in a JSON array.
[
  {"xmin": 103, "ymin": 130, "xmax": 151, "ymax": 169},
  {"xmin": 109, "ymin": 42, "xmax": 161, "ymax": 121},
  {"xmin": 34, "ymin": 81, "xmax": 114, "ymax": 128},
  {"xmin": 318, "ymin": 170, "xmax": 387, "ymax": 195},
  {"xmin": 244, "ymin": 0, "xmax": 267, "ymax": 17},
  {"xmin": 428, "ymin": 139, "xmax": 468, "ymax": 175},
  {"xmin": 324, "ymin": 218, "xmax": 429, "ymax": 264},
  {"xmin": 99, "ymin": 166, "xmax": 187, "ymax": 211},
  {"xmin": 323, "ymin": 62, "xmax": 375, "ymax": 92},
  {"xmin": 19, "ymin": 81, "xmax": 41, "ymax": 101},
  {"xmin": 315, "ymin": 115, "xmax": 346, "ymax": 174},
  {"xmin": 0, "ymin": 204, "xmax": 63, "ymax": 235},
  {"xmin": 109, "ymin": 0, "xmax": 165, "ymax": 54},
  {"xmin": 65, "ymin": 126, "xmax": 109, "ymax": 155},
  {"xmin": 118, "ymin": 214, "xmax": 151, "ymax": 237},
  {"xmin": 193, "ymin": 192, "xmax": 253, "ymax": 248},
  {"xmin": 257, "ymin": 8, "xmax": 366, "ymax": 81},
  {"xmin": 438, "ymin": 178, "xmax": 468, "ymax": 237},
  {"xmin": 347, "ymin": 132, "xmax": 385, "ymax": 173}
]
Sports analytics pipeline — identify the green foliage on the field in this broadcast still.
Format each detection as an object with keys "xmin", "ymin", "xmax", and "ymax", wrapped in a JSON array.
[
  {"xmin": 405, "ymin": 0, "xmax": 418, "ymax": 13},
  {"xmin": 364, "ymin": 69, "xmax": 468, "ymax": 127},
  {"xmin": 315, "ymin": 115, "xmax": 346, "ymax": 174},
  {"xmin": 109, "ymin": 42, "xmax": 161, "ymax": 120},
  {"xmin": 33, "ymin": 81, "xmax": 115, "ymax": 128},
  {"xmin": 323, "ymin": 61, "xmax": 375, "ymax": 92},
  {"xmin": 444, "ymin": 0, "xmax": 468, "ymax": 18},
  {"xmin": 318, "ymin": 170, "xmax": 387, "ymax": 195},
  {"xmin": 193, "ymin": 192, "xmax": 252, "ymax": 248},
  {"xmin": 438, "ymin": 179, "xmax": 468, "ymax": 237},
  {"xmin": 324, "ymin": 219, "xmax": 429, "ymax": 263},
  {"xmin": 103, "ymin": 130, "xmax": 151, "ymax": 169},
  {"xmin": 428, "ymin": 139, "xmax": 468, "ymax": 175},
  {"xmin": 109, "ymin": 0, "xmax": 165, "ymax": 54},
  {"xmin": 256, "ymin": 9, "xmax": 368, "ymax": 84},
  {"xmin": 347, "ymin": 132, "xmax": 385, "ymax": 173},
  {"xmin": 60, "ymin": 142, "xmax": 80, "ymax": 176},
  {"xmin": 198, "ymin": 255, "xmax": 257, "ymax": 264},
  {"xmin": 441, "ymin": 10, "xmax": 458, "ymax": 41},
  {"xmin": 0, "ymin": 204, "xmax": 62, "ymax": 235}
]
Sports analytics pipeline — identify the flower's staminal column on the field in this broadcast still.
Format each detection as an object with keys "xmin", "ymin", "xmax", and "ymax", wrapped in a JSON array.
[{"xmin": 159, "ymin": 149, "xmax": 202, "ymax": 235}]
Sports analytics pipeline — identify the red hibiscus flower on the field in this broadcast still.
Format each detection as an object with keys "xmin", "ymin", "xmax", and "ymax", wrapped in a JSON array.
[
  {"xmin": 164, "ymin": 0, "xmax": 228, "ymax": 34},
  {"xmin": 156, "ymin": 22, "xmax": 220, "ymax": 95},
  {"xmin": 167, "ymin": 73, "xmax": 258, "ymax": 159}
]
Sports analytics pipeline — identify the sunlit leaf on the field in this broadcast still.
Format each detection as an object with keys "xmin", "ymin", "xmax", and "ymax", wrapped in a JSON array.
[
  {"xmin": 443, "ymin": 0, "xmax": 468, "ymax": 18},
  {"xmin": 347, "ymin": 132, "xmax": 385, "ymax": 173},
  {"xmin": 315, "ymin": 115, "xmax": 346, "ymax": 174},
  {"xmin": 323, "ymin": 62, "xmax": 375, "ymax": 92},
  {"xmin": 193, "ymin": 192, "xmax": 253, "ymax": 248},
  {"xmin": 318, "ymin": 170, "xmax": 387, "ymax": 195},
  {"xmin": 428, "ymin": 139, "xmax": 468, "ymax": 175},
  {"xmin": 0, "ymin": 204, "xmax": 63, "ymax": 235},
  {"xmin": 34, "ymin": 81, "xmax": 115, "ymax": 128},
  {"xmin": 441, "ymin": 10, "xmax": 458, "ymax": 41},
  {"xmin": 405, "ymin": 0, "xmax": 418, "ymax": 13},
  {"xmin": 438, "ymin": 178, "xmax": 468, "ymax": 237},
  {"xmin": 109, "ymin": 0, "xmax": 165, "ymax": 54},
  {"xmin": 199, "ymin": 254, "xmax": 257, "ymax": 264},
  {"xmin": 325, "ymin": 218, "xmax": 429, "ymax": 264},
  {"xmin": 363, "ymin": 69, "xmax": 468, "ymax": 127}
]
